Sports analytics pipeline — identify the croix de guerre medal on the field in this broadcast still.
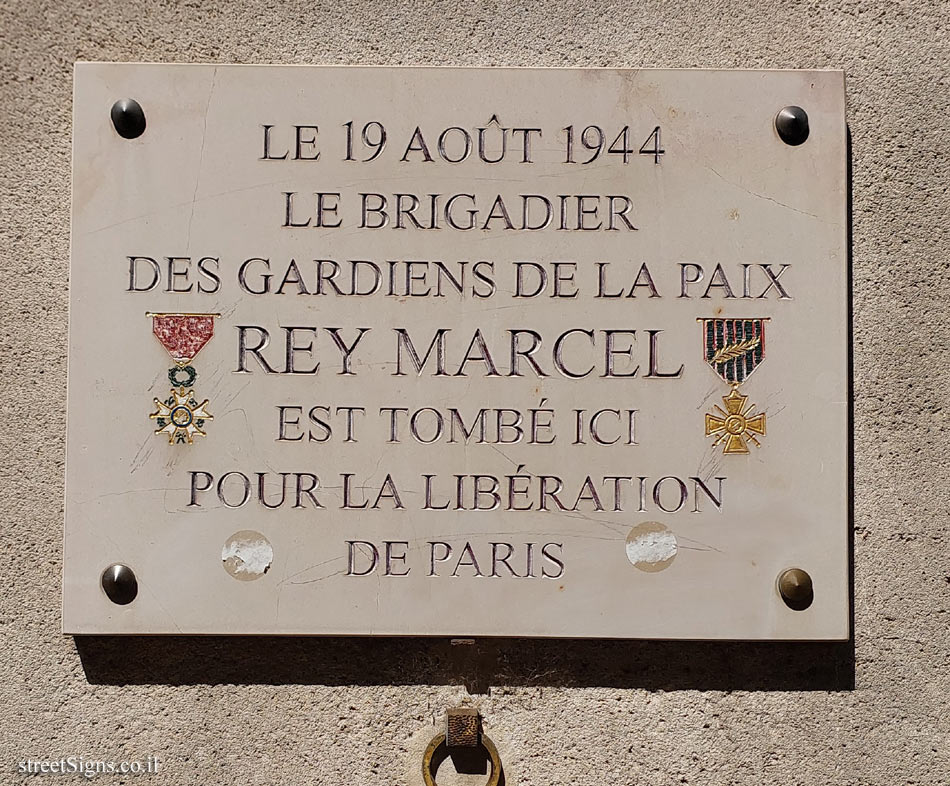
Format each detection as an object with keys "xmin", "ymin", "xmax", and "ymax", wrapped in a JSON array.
[
  {"xmin": 699, "ymin": 318, "xmax": 768, "ymax": 455},
  {"xmin": 147, "ymin": 313, "xmax": 218, "ymax": 444}
]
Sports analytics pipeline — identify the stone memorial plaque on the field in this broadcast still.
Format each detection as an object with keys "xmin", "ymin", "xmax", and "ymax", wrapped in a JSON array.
[{"xmin": 64, "ymin": 64, "xmax": 848, "ymax": 638}]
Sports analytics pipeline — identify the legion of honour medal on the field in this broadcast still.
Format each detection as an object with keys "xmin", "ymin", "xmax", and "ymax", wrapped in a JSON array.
[
  {"xmin": 147, "ymin": 312, "xmax": 218, "ymax": 445},
  {"xmin": 700, "ymin": 318, "xmax": 769, "ymax": 455}
]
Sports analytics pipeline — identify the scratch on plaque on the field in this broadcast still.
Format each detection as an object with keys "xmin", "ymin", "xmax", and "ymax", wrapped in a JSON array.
[
  {"xmin": 704, "ymin": 163, "xmax": 828, "ymax": 222},
  {"xmin": 218, "ymin": 379, "xmax": 251, "ymax": 407},
  {"xmin": 107, "ymin": 519, "xmax": 181, "ymax": 630},
  {"xmin": 83, "ymin": 177, "xmax": 303, "ymax": 237},
  {"xmin": 288, "ymin": 569, "xmax": 346, "ymax": 586},
  {"xmin": 129, "ymin": 434, "xmax": 155, "ymax": 475},
  {"xmin": 675, "ymin": 534, "xmax": 724, "ymax": 554},
  {"xmin": 547, "ymin": 510, "xmax": 626, "ymax": 537},
  {"xmin": 147, "ymin": 587, "xmax": 184, "ymax": 633},
  {"xmin": 88, "ymin": 487, "xmax": 168, "ymax": 501},
  {"xmin": 185, "ymin": 67, "xmax": 218, "ymax": 247},
  {"xmin": 374, "ymin": 572, "xmax": 381, "ymax": 617},
  {"xmin": 281, "ymin": 553, "xmax": 350, "ymax": 585},
  {"xmin": 487, "ymin": 443, "xmax": 519, "ymax": 467}
]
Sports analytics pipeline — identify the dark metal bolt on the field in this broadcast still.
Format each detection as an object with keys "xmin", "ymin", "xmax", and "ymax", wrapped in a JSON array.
[
  {"xmin": 778, "ymin": 567, "xmax": 813, "ymax": 610},
  {"xmin": 101, "ymin": 564, "xmax": 138, "ymax": 605},
  {"xmin": 775, "ymin": 106, "xmax": 809, "ymax": 146},
  {"xmin": 110, "ymin": 98, "xmax": 146, "ymax": 139}
]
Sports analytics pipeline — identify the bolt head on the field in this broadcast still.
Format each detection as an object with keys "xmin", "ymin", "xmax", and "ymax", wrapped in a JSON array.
[
  {"xmin": 775, "ymin": 105, "xmax": 809, "ymax": 146},
  {"xmin": 101, "ymin": 564, "xmax": 138, "ymax": 605},
  {"xmin": 778, "ymin": 567, "xmax": 813, "ymax": 610},
  {"xmin": 110, "ymin": 98, "xmax": 146, "ymax": 139}
]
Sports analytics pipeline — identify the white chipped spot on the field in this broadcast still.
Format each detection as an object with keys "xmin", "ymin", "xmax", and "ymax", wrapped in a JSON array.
[
  {"xmin": 625, "ymin": 522, "xmax": 677, "ymax": 572},
  {"xmin": 222, "ymin": 530, "xmax": 273, "ymax": 581},
  {"xmin": 627, "ymin": 531, "xmax": 677, "ymax": 564}
]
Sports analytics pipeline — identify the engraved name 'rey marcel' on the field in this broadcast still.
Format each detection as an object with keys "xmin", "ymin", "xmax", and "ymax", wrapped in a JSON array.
[{"xmin": 233, "ymin": 325, "xmax": 684, "ymax": 379}]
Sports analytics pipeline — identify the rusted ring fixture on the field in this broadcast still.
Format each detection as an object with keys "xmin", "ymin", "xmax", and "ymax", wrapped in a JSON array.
[{"xmin": 422, "ymin": 731, "xmax": 502, "ymax": 786}]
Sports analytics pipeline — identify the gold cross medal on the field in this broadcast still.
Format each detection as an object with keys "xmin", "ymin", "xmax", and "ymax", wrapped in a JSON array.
[
  {"xmin": 699, "ymin": 318, "xmax": 768, "ymax": 455},
  {"xmin": 147, "ymin": 313, "xmax": 219, "ymax": 445}
]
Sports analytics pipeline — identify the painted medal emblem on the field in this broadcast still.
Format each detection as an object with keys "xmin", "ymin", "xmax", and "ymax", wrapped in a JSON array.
[
  {"xmin": 147, "ymin": 313, "xmax": 218, "ymax": 444},
  {"xmin": 699, "ymin": 318, "xmax": 768, "ymax": 455}
]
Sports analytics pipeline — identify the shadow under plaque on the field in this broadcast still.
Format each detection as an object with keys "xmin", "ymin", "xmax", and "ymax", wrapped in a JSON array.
[{"xmin": 74, "ymin": 636, "xmax": 854, "ymax": 692}]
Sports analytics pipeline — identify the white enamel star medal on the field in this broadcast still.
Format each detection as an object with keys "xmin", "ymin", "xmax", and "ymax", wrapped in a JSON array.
[
  {"xmin": 147, "ymin": 312, "xmax": 219, "ymax": 445},
  {"xmin": 699, "ymin": 318, "xmax": 769, "ymax": 455}
]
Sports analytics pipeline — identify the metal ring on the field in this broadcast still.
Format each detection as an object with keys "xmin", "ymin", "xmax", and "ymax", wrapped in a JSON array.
[{"xmin": 422, "ymin": 732, "xmax": 502, "ymax": 786}]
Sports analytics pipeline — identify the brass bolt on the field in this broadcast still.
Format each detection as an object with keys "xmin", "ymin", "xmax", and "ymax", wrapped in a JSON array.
[{"xmin": 778, "ymin": 568, "xmax": 813, "ymax": 610}]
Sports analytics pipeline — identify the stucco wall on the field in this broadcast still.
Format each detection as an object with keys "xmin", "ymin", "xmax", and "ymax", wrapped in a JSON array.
[{"xmin": 1, "ymin": 1, "xmax": 948, "ymax": 784}]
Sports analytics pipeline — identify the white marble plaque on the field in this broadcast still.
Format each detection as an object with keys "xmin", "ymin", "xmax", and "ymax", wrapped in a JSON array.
[{"xmin": 64, "ymin": 64, "xmax": 848, "ymax": 638}]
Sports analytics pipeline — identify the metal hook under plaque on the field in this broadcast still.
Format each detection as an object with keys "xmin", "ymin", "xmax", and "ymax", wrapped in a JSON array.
[{"xmin": 423, "ymin": 708, "xmax": 502, "ymax": 786}]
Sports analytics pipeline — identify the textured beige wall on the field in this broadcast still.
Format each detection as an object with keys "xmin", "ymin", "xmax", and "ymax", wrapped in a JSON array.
[{"xmin": 1, "ymin": 1, "xmax": 948, "ymax": 784}]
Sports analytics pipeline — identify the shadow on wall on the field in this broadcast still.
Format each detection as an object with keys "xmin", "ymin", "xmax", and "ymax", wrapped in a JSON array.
[
  {"xmin": 76, "ymin": 128, "xmax": 856, "ymax": 696},
  {"xmin": 75, "ymin": 635, "xmax": 855, "ymax": 692}
]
